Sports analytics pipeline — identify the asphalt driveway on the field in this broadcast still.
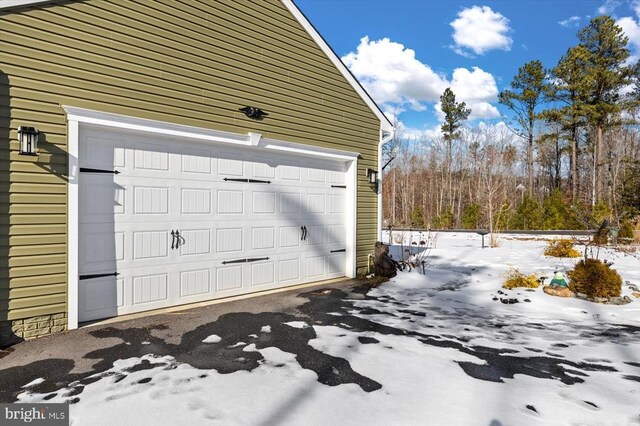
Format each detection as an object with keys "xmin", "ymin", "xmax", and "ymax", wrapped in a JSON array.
[{"xmin": 0, "ymin": 278, "xmax": 382, "ymax": 402}]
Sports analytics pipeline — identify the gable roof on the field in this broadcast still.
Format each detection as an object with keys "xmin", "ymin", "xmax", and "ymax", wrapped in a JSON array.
[{"xmin": 0, "ymin": 0, "xmax": 393, "ymax": 131}]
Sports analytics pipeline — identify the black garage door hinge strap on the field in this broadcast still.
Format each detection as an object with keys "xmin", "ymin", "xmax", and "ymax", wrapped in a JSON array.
[
  {"xmin": 80, "ymin": 167, "xmax": 120, "ymax": 174},
  {"xmin": 222, "ymin": 257, "xmax": 270, "ymax": 265},
  {"xmin": 223, "ymin": 178, "xmax": 271, "ymax": 184},
  {"xmin": 79, "ymin": 272, "xmax": 120, "ymax": 280},
  {"xmin": 331, "ymin": 249, "xmax": 346, "ymax": 253},
  {"xmin": 331, "ymin": 185, "xmax": 346, "ymax": 188}
]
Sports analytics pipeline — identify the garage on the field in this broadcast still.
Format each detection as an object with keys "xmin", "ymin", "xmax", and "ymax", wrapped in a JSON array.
[
  {"xmin": 1, "ymin": 0, "xmax": 392, "ymax": 345},
  {"xmin": 71, "ymin": 112, "xmax": 356, "ymax": 323}
]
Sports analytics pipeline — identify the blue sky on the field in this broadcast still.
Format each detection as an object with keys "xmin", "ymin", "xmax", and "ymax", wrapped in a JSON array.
[{"xmin": 296, "ymin": 0, "xmax": 640, "ymax": 137}]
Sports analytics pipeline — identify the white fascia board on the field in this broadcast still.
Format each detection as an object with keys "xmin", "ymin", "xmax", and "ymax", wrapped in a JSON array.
[
  {"xmin": 262, "ymin": 137, "xmax": 359, "ymax": 162},
  {"xmin": 0, "ymin": 0, "xmax": 52, "ymax": 9},
  {"xmin": 62, "ymin": 106, "xmax": 251, "ymax": 146},
  {"xmin": 62, "ymin": 106, "xmax": 359, "ymax": 162},
  {"xmin": 281, "ymin": 0, "xmax": 393, "ymax": 132}
]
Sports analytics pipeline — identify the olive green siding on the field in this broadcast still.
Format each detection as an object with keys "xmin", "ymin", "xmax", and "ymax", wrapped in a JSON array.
[{"xmin": 0, "ymin": 0, "xmax": 380, "ymax": 340}]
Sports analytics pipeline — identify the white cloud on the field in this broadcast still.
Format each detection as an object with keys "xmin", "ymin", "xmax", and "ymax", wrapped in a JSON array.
[
  {"xmin": 598, "ymin": 0, "xmax": 621, "ymax": 15},
  {"xmin": 616, "ymin": 15, "xmax": 640, "ymax": 63},
  {"xmin": 435, "ymin": 67, "xmax": 501, "ymax": 121},
  {"xmin": 450, "ymin": 6, "xmax": 512, "ymax": 56},
  {"xmin": 558, "ymin": 16, "xmax": 582, "ymax": 28},
  {"xmin": 342, "ymin": 37, "xmax": 501, "ymax": 121},
  {"xmin": 342, "ymin": 36, "xmax": 448, "ymax": 108},
  {"xmin": 633, "ymin": 0, "xmax": 640, "ymax": 18}
]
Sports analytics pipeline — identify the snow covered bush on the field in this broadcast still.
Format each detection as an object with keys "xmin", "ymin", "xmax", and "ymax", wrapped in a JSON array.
[
  {"xmin": 502, "ymin": 269, "xmax": 539, "ymax": 289},
  {"xmin": 567, "ymin": 259, "xmax": 622, "ymax": 299},
  {"xmin": 544, "ymin": 239, "xmax": 581, "ymax": 258}
]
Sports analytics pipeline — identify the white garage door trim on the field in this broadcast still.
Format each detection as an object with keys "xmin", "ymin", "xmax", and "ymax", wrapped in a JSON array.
[{"xmin": 65, "ymin": 106, "xmax": 359, "ymax": 330}]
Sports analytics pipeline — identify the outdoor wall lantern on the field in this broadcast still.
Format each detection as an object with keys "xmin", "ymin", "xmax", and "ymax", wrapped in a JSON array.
[
  {"xmin": 239, "ymin": 106, "xmax": 268, "ymax": 120},
  {"xmin": 367, "ymin": 168, "xmax": 378, "ymax": 185},
  {"xmin": 18, "ymin": 126, "xmax": 39, "ymax": 156}
]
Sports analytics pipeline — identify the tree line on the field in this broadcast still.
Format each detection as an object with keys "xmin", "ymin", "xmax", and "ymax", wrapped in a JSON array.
[{"xmin": 382, "ymin": 16, "xmax": 640, "ymax": 232}]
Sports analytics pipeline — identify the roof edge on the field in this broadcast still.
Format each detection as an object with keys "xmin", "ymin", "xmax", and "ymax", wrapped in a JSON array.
[
  {"xmin": 0, "ymin": 0, "xmax": 52, "ymax": 9},
  {"xmin": 281, "ymin": 0, "xmax": 393, "ymax": 130}
]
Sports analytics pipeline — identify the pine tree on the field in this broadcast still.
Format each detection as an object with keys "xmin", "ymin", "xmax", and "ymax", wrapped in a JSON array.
[
  {"xmin": 577, "ymin": 16, "xmax": 632, "ymax": 205},
  {"xmin": 440, "ymin": 88, "xmax": 471, "ymax": 213},
  {"xmin": 545, "ymin": 46, "xmax": 590, "ymax": 203},
  {"xmin": 499, "ymin": 60, "xmax": 549, "ymax": 195}
]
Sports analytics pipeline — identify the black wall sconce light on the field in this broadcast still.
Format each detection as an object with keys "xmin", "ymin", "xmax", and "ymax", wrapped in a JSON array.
[
  {"xmin": 18, "ymin": 126, "xmax": 39, "ymax": 156},
  {"xmin": 367, "ymin": 168, "xmax": 378, "ymax": 190},
  {"xmin": 367, "ymin": 168, "xmax": 378, "ymax": 184},
  {"xmin": 239, "ymin": 106, "xmax": 268, "ymax": 121}
]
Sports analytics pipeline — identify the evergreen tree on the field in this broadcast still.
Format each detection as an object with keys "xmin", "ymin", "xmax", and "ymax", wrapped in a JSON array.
[
  {"xmin": 545, "ymin": 46, "xmax": 590, "ymax": 203},
  {"xmin": 542, "ymin": 189, "xmax": 568, "ymax": 229},
  {"xmin": 440, "ymin": 88, "xmax": 471, "ymax": 213},
  {"xmin": 577, "ymin": 16, "xmax": 632, "ymax": 204},
  {"xmin": 511, "ymin": 195, "xmax": 543, "ymax": 230},
  {"xmin": 499, "ymin": 60, "xmax": 549, "ymax": 195},
  {"xmin": 440, "ymin": 88, "xmax": 471, "ymax": 166},
  {"xmin": 462, "ymin": 203, "xmax": 482, "ymax": 229}
]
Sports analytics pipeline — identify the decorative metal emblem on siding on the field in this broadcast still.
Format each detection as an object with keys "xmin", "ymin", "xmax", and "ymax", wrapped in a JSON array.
[{"xmin": 239, "ymin": 106, "xmax": 268, "ymax": 120}]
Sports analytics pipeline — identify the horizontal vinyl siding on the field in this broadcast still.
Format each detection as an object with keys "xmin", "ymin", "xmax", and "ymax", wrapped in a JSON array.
[{"xmin": 0, "ymin": 0, "xmax": 380, "ymax": 320}]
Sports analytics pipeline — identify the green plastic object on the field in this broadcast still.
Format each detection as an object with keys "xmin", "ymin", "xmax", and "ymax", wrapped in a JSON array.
[{"xmin": 549, "ymin": 271, "xmax": 568, "ymax": 287}]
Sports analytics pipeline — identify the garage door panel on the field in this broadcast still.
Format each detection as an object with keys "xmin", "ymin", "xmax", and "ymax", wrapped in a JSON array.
[
  {"xmin": 280, "ymin": 192, "xmax": 302, "ymax": 213},
  {"xmin": 216, "ymin": 227, "xmax": 244, "ymax": 254},
  {"xmin": 81, "ymin": 135, "xmax": 126, "ymax": 169},
  {"xmin": 179, "ymin": 268, "xmax": 211, "ymax": 297},
  {"xmin": 217, "ymin": 152, "xmax": 244, "ymax": 176},
  {"xmin": 250, "ymin": 261, "xmax": 276, "ymax": 287},
  {"xmin": 181, "ymin": 188, "xmax": 212, "ymax": 215},
  {"xmin": 251, "ymin": 226, "xmax": 276, "ymax": 251},
  {"xmin": 217, "ymin": 190, "xmax": 244, "ymax": 214},
  {"xmin": 132, "ymin": 273, "xmax": 169, "ymax": 305},
  {"xmin": 179, "ymin": 228, "xmax": 212, "ymax": 257},
  {"xmin": 181, "ymin": 148, "xmax": 213, "ymax": 175},
  {"xmin": 252, "ymin": 157, "xmax": 276, "ymax": 179},
  {"xmin": 134, "ymin": 143, "xmax": 170, "ymax": 171},
  {"xmin": 252, "ymin": 191, "xmax": 277, "ymax": 214},
  {"xmin": 216, "ymin": 265, "xmax": 244, "ymax": 291},
  {"xmin": 132, "ymin": 230, "xmax": 169, "ymax": 260},
  {"xmin": 79, "ymin": 276, "xmax": 123, "ymax": 321},
  {"xmin": 80, "ymin": 177, "xmax": 125, "ymax": 220},
  {"xmin": 279, "ymin": 257, "xmax": 301, "ymax": 282}
]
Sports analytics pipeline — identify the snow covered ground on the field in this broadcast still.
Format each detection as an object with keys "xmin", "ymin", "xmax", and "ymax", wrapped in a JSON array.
[{"xmin": 16, "ymin": 233, "xmax": 640, "ymax": 425}]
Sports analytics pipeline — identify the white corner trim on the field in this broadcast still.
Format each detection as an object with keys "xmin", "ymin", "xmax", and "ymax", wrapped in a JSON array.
[
  {"xmin": 377, "ymin": 128, "xmax": 395, "ymax": 240},
  {"xmin": 0, "ymin": 0, "xmax": 50, "ymax": 9},
  {"xmin": 67, "ymin": 119, "xmax": 79, "ymax": 330},
  {"xmin": 345, "ymin": 159, "xmax": 357, "ymax": 278},
  {"xmin": 281, "ymin": 0, "xmax": 392, "ymax": 131}
]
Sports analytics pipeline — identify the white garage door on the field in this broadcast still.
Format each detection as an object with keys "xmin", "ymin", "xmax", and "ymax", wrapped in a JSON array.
[{"xmin": 78, "ymin": 127, "xmax": 348, "ymax": 322}]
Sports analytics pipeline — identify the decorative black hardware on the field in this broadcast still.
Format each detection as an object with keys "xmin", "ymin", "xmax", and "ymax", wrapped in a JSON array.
[
  {"xmin": 223, "ymin": 178, "xmax": 271, "ymax": 184},
  {"xmin": 175, "ymin": 230, "xmax": 184, "ymax": 248},
  {"xmin": 222, "ymin": 257, "xmax": 270, "ymax": 265},
  {"xmin": 80, "ymin": 167, "xmax": 120, "ymax": 174},
  {"xmin": 331, "ymin": 185, "xmax": 346, "ymax": 188},
  {"xmin": 330, "ymin": 249, "xmax": 346, "ymax": 253},
  {"xmin": 303, "ymin": 226, "xmax": 308, "ymax": 241},
  {"xmin": 79, "ymin": 272, "xmax": 120, "ymax": 280},
  {"xmin": 239, "ymin": 106, "xmax": 268, "ymax": 120},
  {"xmin": 171, "ymin": 230, "xmax": 176, "ymax": 250}
]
